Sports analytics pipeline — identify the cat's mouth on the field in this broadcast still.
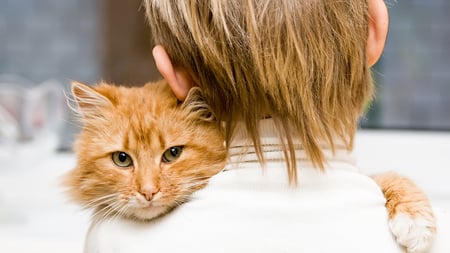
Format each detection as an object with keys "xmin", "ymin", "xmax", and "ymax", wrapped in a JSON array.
[
  {"xmin": 142, "ymin": 201, "xmax": 162, "ymax": 209},
  {"xmin": 136, "ymin": 197, "xmax": 167, "ymax": 211},
  {"xmin": 131, "ymin": 202, "xmax": 170, "ymax": 220},
  {"xmin": 122, "ymin": 193, "xmax": 172, "ymax": 220}
]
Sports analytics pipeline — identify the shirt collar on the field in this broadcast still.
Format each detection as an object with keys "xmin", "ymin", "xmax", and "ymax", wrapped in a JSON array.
[{"xmin": 227, "ymin": 119, "xmax": 357, "ymax": 172}]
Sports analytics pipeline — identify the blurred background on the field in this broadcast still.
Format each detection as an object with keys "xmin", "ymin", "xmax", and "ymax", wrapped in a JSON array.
[
  {"xmin": 365, "ymin": 0, "xmax": 450, "ymax": 130},
  {"xmin": 1, "ymin": 0, "xmax": 450, "ymax": 149},
  {"xmin": 0, "ymin": 0, "xmax": 160, "ymax": 150},
  {"xmin": 0, "ymin": 0, "xmax": 449, "ymax": 152},
  {"xmin": 0, "ymin": 0, "xmax": 449, "ymax": 252}
]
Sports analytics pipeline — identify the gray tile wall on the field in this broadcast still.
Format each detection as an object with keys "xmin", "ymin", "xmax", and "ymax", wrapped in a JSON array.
[
  {"xmin": 0, "ymin": 0, "xmax": 101, "ymax": 83},
  {"xmin": 366, "ymin": 0, "xmax": 450, "ymax": 129}
]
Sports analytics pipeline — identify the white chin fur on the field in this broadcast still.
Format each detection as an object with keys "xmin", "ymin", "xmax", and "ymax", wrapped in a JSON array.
[
  {"xmin": 389, "ymin": 212, "xmax": 435, "ymax": 253},
  {"xmin": 131, "ymin": 206, "xmax": 169, "ymax": 221}
]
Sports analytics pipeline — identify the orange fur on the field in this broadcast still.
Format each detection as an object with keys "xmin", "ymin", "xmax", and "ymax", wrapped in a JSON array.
[
  {"xmin": 371, "ymin": 172, "xmax": 436, "ymax": 252},
  {"xmin": 371, "ymin": 172, "xmax": 435, "ymax": 220},
  {"xmin": 64, "ymin": 80, "xmax": 227, "ymax": 221}
]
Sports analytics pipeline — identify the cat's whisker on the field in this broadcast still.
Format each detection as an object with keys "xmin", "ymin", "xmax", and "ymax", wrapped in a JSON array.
[
  {"xmin": 111, "ymin": 203, "xmax": 130, "ymax": 222},
  {"xmin": 102, "ymin": 201, "xmax": 125, "ymax": 221},
  {"xmin": 161, "ymin": 174, "xmax": 211, "ymax": 181},
  {"xmin": 171, "ymin": 199, "xmax": 186, "ymax": 207},
  {"xmin": 106, "ymin": 202, "xmax": 124, "ymax": 222},
  {"xmin": 91, "ymin": 209, "xmax": 107, "ymax": 223},
  {"xmin": 92, "ymin": 204, "xmax": 112, "ymax": 219},
  {"xmin": 184, "ymin": 184, "xmax": 206, "ymax": 191},
  {"xmin": 83, "ymin": 199, "xmax": 115, "ymax": 211},
  {"xmin": 185, "ymin": 177, "xmax": 210, "ymax": 183},
  {"xmin": 172, "ymin": 195, "xmax": 193, "ymax": 207},
  {"xmin": 82, "ymin": 193, "xmax": 119, "ymax": 210},
  {"xmin": 83, "ymin": 193, "xmax": 118, "ymax": 205},
  {"xmin": 185, "ymin": 178, "xmax": 210, "ymax": 184},
  {"xmin": 183, "ymin": 179, "xmax": 210, "ymax": 188},
  {"xmin": 92, "ymin": 199, "xmax": 123, "ymax": 222},
  {"xmin": 96, "ymin": 206, "xmax": 116, "ymax": 222},
  {"xmin": 179, "ymin": 175, "xmax": 211, "ymax": 182}
]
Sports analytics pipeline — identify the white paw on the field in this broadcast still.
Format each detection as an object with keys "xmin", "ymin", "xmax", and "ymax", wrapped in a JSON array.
[{"xmin": 389, "ymin": 213, "xmax": 435, "ymax": 253}]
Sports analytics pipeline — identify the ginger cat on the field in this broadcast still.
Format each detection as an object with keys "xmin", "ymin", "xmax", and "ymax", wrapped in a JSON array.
[
  {"xmin": 64, "ymin": 80, "xmax": 227, "ymax": 221},
  {"xmin": 64, "ymin": 80, "xmax": 435, "ymax": 253}
]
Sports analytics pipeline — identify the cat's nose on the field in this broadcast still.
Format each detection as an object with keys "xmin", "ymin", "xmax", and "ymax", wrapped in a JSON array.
[{"xmin": 140, "ymin": 185, "xmax": 159, "ymax": 201}]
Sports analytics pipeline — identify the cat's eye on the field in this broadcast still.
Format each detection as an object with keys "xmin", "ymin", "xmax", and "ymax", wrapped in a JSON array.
[
  {"xmin": 112, "ymin": 151, "xmax": 133, "ymax": 168},
  {"xmin": 162, "ymin": 146, "xmax": 183, "ymax": 163}
]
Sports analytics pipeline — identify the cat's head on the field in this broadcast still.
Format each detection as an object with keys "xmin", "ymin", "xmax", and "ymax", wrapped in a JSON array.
[{"xmin": 64, "ymin": 80, "xmax": 227, "ymax": 221}]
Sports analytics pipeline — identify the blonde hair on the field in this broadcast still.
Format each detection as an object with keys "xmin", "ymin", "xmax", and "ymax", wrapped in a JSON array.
[{"xmin": 144, "ymin": 0, "xmax": 373, "ymax": 184}]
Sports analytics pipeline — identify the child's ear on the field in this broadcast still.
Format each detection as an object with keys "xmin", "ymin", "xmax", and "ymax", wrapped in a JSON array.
[
  {"xmin": 70, "ymin": 81, "xmax": 112, "ymax": 120},
  {"xmin": 152, "ymin": 45, "xmax": 195, "ymax": 101},
  {"xmin": 367, "ymin": 0, "xmax": 389, "ymax": 66}
]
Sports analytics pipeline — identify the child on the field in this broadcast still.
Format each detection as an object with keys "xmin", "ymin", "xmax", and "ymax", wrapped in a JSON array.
[
  {"xmin": 84, "ymin": 1, "xmax": 447, "ymax": 252},
  {"xmin": 147, "ymin": 0, "xmax": 388, "ymax": 185}
]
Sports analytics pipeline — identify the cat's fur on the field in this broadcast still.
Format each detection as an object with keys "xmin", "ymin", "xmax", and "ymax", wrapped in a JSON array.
[
  {"xmin": 64, "ymin": 80, "xmax": 227, "ymax": 221},
  {"xmin": 64, "ymin": 80, "xmax": 435, "ymax": 252},
  {"xmin": 371, "ymin": 172, "xmax": 436, "ymax": 253}
]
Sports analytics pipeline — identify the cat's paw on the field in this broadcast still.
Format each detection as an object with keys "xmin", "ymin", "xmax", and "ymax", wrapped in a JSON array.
[{"xmin": 389, "ymin": 212, "xmax": 436, "ymax": 253}]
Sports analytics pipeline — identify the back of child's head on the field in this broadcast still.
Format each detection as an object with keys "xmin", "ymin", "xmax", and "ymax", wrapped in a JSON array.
[{"xmin": 145, "ymin": 0, "xmax": 373, "ymax": 184}]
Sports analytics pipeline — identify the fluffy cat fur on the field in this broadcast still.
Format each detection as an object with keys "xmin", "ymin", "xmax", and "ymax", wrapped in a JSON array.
[
  {"xmin": 371, "ymin": 172, "xmax": 436, "ymax": 253},
  {"xmin": 64, "ymin": 80, "xmax": 435, "ymax": 252},
  {"xmin": 64, "ymin": 80, "xmax": 227, "ymax": 221}
]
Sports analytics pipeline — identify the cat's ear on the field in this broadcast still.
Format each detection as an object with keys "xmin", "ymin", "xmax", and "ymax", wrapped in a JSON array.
[
  {"xmin": 182, "ymin": 87, "xmax": 215, "ymax": 122},
  {"xmin": 70, "ymin": 81, "xmax": 113, "ymax": 121}
]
